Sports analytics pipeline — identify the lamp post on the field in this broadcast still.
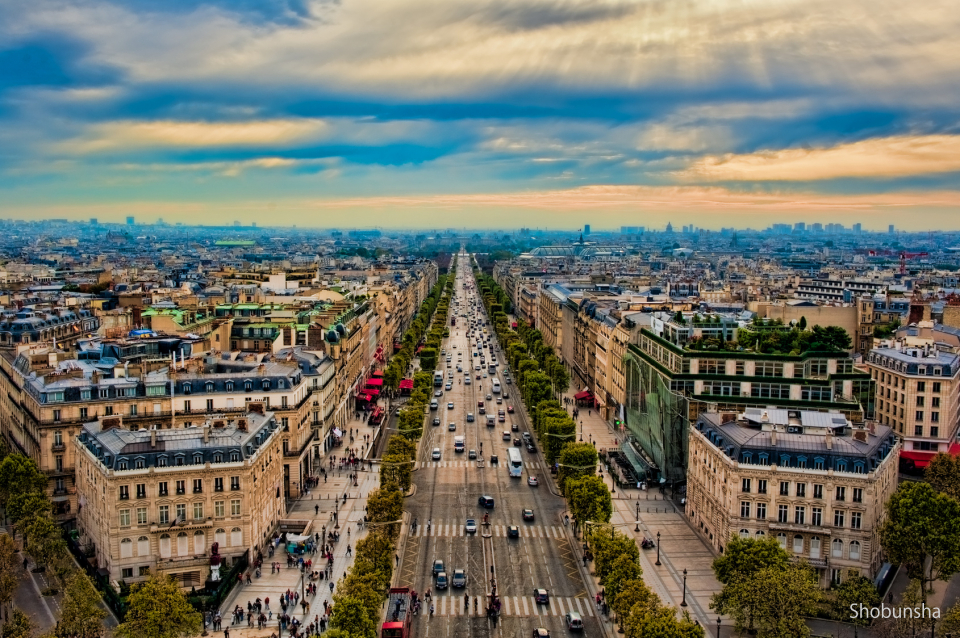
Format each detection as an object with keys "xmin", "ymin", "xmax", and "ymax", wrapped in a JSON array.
[
  {"xmin": 717, "ymin": 617, "xmax": 721, "ymax": 638},
  {"xmin": 635, "ymin": 502, "xmax": 640, "ymax": 533},
  {"xmin": 580, "ymin": 420, "xmax": 583, "ymax": 441},
  {"xmin": 334, "ymin": 501, "xmax": 340, "ymax": 529},
  {"xmin": 655, "ymin": 531, "xmax": 661, "ymax": 566},
  {"xmin": 681, "ymin": 568, "xmax": 688, "ymax": 607}
]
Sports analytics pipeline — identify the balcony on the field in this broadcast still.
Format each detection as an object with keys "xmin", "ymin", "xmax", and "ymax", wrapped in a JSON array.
[{"xmin": 52, "ymin": 442, "xmax": 65, "ymax": 452}]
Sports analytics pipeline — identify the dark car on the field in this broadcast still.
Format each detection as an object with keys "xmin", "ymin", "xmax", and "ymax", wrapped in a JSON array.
[
  {"xmin": 478, "ymin": 495, "xmax": 495, "ymax": 509},
  {"xmin": 511, "ymin": 423, "xmax": 519, "ymax": 431},
  {"xmin": 507, "ymin": 525, "xmax": 520, "ymax": 538},
  {"xmin": 534, "ymin": 589, "xmax": 549, "ymax": 604},
  {"xmin": 432, "ymin": 417, "xmax": 441, "ymax": 426},
  {"xmin": 526, "ymin": 443, "xmax": 537, "ymax": 453},
  {"xmin": 490, "ymin": 455, "xmax": 498, "ymax": 465},
  {"xmin": 522, "ymin": 509, "xmax": 535, "ymax": 522}
]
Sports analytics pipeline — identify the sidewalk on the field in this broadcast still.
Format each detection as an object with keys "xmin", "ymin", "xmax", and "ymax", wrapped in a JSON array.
[
  {"xmin": 558, "ymin": 390, "xmax": 725, "ymax": 633},
  {"xmin": 215, "ymin": 412, "xmax": 384, "ymax": 638}
]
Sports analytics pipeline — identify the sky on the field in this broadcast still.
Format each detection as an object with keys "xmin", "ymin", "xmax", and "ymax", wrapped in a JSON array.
[{"xmin": 2, "ymin": 0, "xmax": 960, "ymax": 231}]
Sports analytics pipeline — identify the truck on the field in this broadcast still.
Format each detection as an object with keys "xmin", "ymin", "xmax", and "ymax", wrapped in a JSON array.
[
  {"xmin": 382, "ymin": 588, "xmax": 412, "ymax": 638},
  {"xmin": 454, "ymin": 435, "xmax": 465, "ymax": 453}
]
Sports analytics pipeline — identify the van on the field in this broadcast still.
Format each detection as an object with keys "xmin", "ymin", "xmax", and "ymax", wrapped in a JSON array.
[
  {"xmin": 430, "ymin": 399, "xmax": 439, "ymax": 410},
  {"xmin": 454, "ymin": 436, "xmax": 465, "ymax": 453}
]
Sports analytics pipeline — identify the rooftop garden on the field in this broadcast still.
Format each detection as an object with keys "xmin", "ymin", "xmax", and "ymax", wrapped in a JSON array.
[{"xmin": 685, "ymin": 316, "xmax": 852, "ymax": 355}]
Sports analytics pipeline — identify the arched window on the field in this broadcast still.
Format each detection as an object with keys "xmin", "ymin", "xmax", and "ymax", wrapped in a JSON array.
[
  {"xmin": 159, "ymin": 534, "xmax": 171, "ymax": 558},
  {"xmin": 832, "ymin": 538, "xmax": 844, "ymax": 558},
  {"xmin": 177, "ymin": 531, "xmax": 189, "ymax": 556},
  {"xmin": 194, "ymin": 530, "xmax": 205, "ymax": 555},
  {"xmin": 776, "ymin": 533, "xmax": 787, "ymax": 549},
  {"xmin": 849, "ymin": 541, "xmax": 861, "ymax": 561},
  {"xmin": 118, "ymin": 460, "xmax": 127, "ymax": 470},
  {"xmin": 793, "ymin": 534, "xmax": 804, "ymax": 554},
  {"xmin": 120, "ymin": 538, "xmax": 133, "ymax": 559},
  {"xmin": 755, "ymin": 530, "xmax": 765, "ymax": 537},
  {"xmin": 137, "ymin": 536, "xmax": 149, "ymax": 556},
  {"xmin": 230, "ymin": 527, "xmax": 243, "ymax": 547},
  {"xmin": 262, "ymin": 380, "xmax": 271, "ymax": 390},
  {"xmin": 810, "ymin": 536, "xmax": 821, "ymax": 559},
  {"xmin": 739, "ymin": 529, "xmax": 750, "ymax": 539},
  {"xmin": 215, "ymin": 528, "xmax": 226, "ymax": 547}
]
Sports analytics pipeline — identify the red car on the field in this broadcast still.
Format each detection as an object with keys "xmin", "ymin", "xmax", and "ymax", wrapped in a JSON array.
[{"xmin": 507, "ymin": 405, "xmax": 514, "ymax": 413}]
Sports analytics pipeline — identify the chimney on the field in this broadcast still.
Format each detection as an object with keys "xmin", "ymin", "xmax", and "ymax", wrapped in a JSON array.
[
  {"xmin": 853, "ymin": 429, "xmax": 868, "ymax": 443},
  {"xmin": 150, "ymin": 428, "xmax": 157, "ymax": 448},
  {"xmin": 203, "ymin": 426, "xmax": 210, "ymax": 444},
  {"xmin": 770, "ymin": 429, "xmax": 777, "ymax": 446},
  {"xmin": 825, "ymin": 430, "xmax": 833, "ymax": 450}
]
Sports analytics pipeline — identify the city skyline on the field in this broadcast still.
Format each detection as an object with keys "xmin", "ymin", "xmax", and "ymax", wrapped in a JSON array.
[{"xmin": 2, "ymin": 0, "xmax": 960, "ymax": 228}]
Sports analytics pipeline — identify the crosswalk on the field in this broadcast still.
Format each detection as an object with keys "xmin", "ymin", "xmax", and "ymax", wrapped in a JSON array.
[
  {"xmin": 429, "ymin": 594, "xmax": 595, "ymax": 618},
  {"xmin": 421, "ymin": 461, "xmax": 541, "ymax": 469},
  {"xmin": 411, "ymin": 522, "xmax": 567, "ymax": 539}
]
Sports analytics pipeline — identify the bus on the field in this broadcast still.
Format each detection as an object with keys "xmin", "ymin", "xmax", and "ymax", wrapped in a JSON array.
[
  {"xmin": 491, "ymin": 378, "xmax": 501, "ymax": 394},
  {"xmin": 434, "ymin": 371, "xmax": 444, "ymax": 387},
  {"xmin": 507, "ymin": 447, "xmax": 523, "ymax": 478},
  {"xmin": 487, "ymin": 364, "xmax": 496, "ymax": 375}
]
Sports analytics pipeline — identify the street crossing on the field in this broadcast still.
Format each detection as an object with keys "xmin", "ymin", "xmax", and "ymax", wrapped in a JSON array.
[
  {"xmin": 428, "ymin": 594, "xmax": 595, "ymax": 618},
  {"xmin": 410, "ymin": 522, "xmax": 568, "ymax": 538},
  {"xmin": 420, "ymin": 460, "xmax": 542, "ymax": 469}
]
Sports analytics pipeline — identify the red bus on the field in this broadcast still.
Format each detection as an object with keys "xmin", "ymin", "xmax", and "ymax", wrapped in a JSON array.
[{"xmin": 382, "ymin": 588, "xmax": 412, "ymax": 638}]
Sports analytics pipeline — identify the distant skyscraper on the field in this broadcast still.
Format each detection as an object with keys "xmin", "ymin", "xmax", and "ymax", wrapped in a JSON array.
[
  {"xmin": 234, "ymin": 221, "xmax": 241, "ymax": 227},
  {"xmin": 126, "ymin": 216, "xmax": 134, "ymax": 225},
  {"xmin": 90, "ymin": 218, "xmax": 98, "ymax": 225},
  {"xmin": 584, "ymin": 224, "xmax": 591, "ymax": 235},
  {"xmin": 889, "ymin": 224, "xmax": 895, "ymax": 234},
  {"xmin": 794, "ymin": 222, "xmax": 805, "ymax": 232},
  {"xmin": 853, "ymin": 223, "xmax": 862, "ymax": 233}
]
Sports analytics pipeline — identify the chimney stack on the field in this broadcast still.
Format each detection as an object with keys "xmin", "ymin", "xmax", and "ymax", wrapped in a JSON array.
[
  {"xmin": 770, "ymin": 428, "xmax": 777, "ymax": 446},
  {"xmin": 825, "ymin": 430, "xmax": 834, "ymax": 450},
  {"xmin": 150, "ymin": 428, "xmax": 157, "ymax": 448},
  {"xmin": 203, "ymin": 426, "xmax": 210, "ymax": 444}
]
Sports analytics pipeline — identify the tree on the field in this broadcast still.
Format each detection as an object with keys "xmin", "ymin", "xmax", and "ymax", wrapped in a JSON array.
[
  {"xmin": 115, "ymin": 575, "xmax": 202, "ymax": 638},
  {"xmin": 366, "ymin": 488, "xmax": 403, "ymax": 527},
  {"xmin": 602, "ymin": 554, "xmax": 642, "ymax": 609},
  {"xmin": 380, "ymin": 454, "xmax": 413, "ymax": 492},
  {"xmin": 610, "ymin": 578, "xmax": 660, "ymax": 623},
  {"xmin": 58, "ymin": 571, "xmax": 107, "ymax": 638},
  {"xmin": 926, "ymin": 452, "xmax": 960, "ymax": 500},
  {"xmin": 7, "ymin": 491, "xmax": 52, "ymax": 525},
  {"xmin": 713, "ymin": 563, "xmax": 820, "ymax": 638},
  {"xmin": 589, "ymin": 528, "xmax": 639, "ymax": 583},
  {"xmin": 557, "ymin": 443, "xmax": 598, "ymax": 495},
  {"xmin": 22, "ymin": 515, "xmax": 67, "ymax": 570},
  {"xmin": 0, "ymin": 455, "xmax": 47, "ymax": 508},
  {"xmin": 939, "ymin": 599, "xmax": 960, "ymax": 637},
  {"xmin": 834, "ymin": 571, "xmax": 879, "ymax": 627},
  {"xmin": 329, "ymin": 596, "xmax": 377, "ymax": 638},
  {"xmin": 798, "ymin": 316, "xmax": 807, "ymax": 329},
  {"xmin": 624, "ymin": 606, "xmax": 704, "ymax": 638},
  {"xmin": 567, "ymin": 476, "xmax": 612, "ymax": 528},
  {"xmin": 0, "ymin": 535, "xmax": 18, "ymax": 622},
  {"xmin": 2, "ymin": 609, "xmax": 32, "ymax": 638},
  {"xmin": 711, "ymin": 535, "xmax": 789, "ymax": 585},
  {"xmin": 880, "ymin": 481, "xmax": 960, "ymax": 602}
]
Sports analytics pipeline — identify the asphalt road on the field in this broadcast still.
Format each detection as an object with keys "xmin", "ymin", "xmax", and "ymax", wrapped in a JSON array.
[{"xmin": 396, "ymin": 253, "xmax": 601, "ymax": 638}]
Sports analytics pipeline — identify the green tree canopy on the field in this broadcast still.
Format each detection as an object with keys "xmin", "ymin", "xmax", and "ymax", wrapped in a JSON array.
[
  {"xmin": 624, "ymin": 606, "xmax": 704, "ymax": 638},
  {"xmin": 22, "ymin": 514, "xmax": 67, "ymax": 569},
  {"xmin": 366, "ymin": 488, "xmax": 404, "ymax": 527},
  {"xmin": 711, "ymin": 535, "xmax": 790, "ymax": 585},
  {"xmin": 329, "ymin": 596, "xmax": 377, "ymax": 638},
  {"xmin": 115, "ymin": 575, "xmax": 202, "ymax": 638},
  {"xmin": 0, "ymin": 454, "xmax": 47, "ymax": 508},
  {"xmin": 0, "ymin": 535, "xmax": 19, "ymax": 617},
  {"xmin": 7, "ymin": 491, "xmax": 52, "ymax": 525},
  {"xmin": 58, "ymin": 571, "xmax": 107, "ymax": 638},
  {"xmin": 833, "ymin": 571, "xmax": 880, "ymax": 625},
  {"xmin": 712, "ymin": 563, "xmax": 820, "ymax": 638},
  {"xmin": 557, "ymin": 443, "xmax": 599, "ymax": 495},
  {"xmin": 2, "ymin": 609, "xmax": 33, "ymax": 638},
  {"xmin": 380, "ymin": 454, "xmax": 413, "ymax": 492},
  {"xmin": 610, "ymin": 578, "xmax": 660, "ymax": 622},
  {"xmin": 568, "ymin": 476, "xmax": 612, "ymax": 528},
  {"xmin": 926, "ymin": 452, "xmax": 960, "ymax": 501}
]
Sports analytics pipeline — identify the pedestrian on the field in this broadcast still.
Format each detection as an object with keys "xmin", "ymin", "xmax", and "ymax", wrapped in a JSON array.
[
  {"xmin": 329, "ymin": 581, "xmax": 334, "ymax": 593},
  {"xmin": 224, "ymin": 629, "xmax": 230, "ymax": 638},
  {"xmin": 315, "ymin": 504, "xmax": 319, "ymax": 515}
]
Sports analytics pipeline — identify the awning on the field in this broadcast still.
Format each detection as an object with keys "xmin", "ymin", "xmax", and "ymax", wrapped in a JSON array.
[
  {"xmin": 372, "ymin": 370, "xmax": 384, "ymax": 377},
  {"xmin": 899, "ymin": 450, "xmax": 934, "ymax": 468},
  {"xmin": 399, "ymin": 379, "xmax": 414, "ymax": 389},
  {"xmin": 365, "ymin": 388, "xmax": 380, "ymax": 396},
  {"xmin": 286, "ymin": 534, "xmax": 311, "ymax": 543},
  {"xmin": 366, "ymin": 378, "xmax": 383, "ymax": 387},
  {"xmin": 574, "ymin": 390, "xmax": 594, "ymax": 400},
  {"xmin": 371, "ymin": 406, "xmax": 383, "ymax": 418},
  {"xmin": 355, "ymin": 393, "xmax": 372, "ymax": 402}
]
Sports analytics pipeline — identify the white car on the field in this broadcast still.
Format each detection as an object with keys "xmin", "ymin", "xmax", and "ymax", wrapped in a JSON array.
[
  {"xmin": 432, "ymin": 448, "xmax": 441, "ymax": 460},
  {"xmin": 465, "ymin": 519, "xmax": 477, "ymax": 534}
]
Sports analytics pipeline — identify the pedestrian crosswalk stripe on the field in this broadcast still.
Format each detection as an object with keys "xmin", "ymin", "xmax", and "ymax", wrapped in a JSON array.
[
  {"xmin": 431, "ymin": 596, "xmax": 595, "ymax": 617},
  {"xmin": 574, "ymin": 597, "xmax": 585, "ymax": 616},
  {"xmin": 503, "ymin": 597, "xmax": 510, "ymax": 615},
  {"xmin": 522, "ymin": 596, "xmax": 530, "ymax": 616}
]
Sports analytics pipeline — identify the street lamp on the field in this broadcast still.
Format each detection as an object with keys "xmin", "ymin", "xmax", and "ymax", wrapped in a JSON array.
[
  {"xmin": 334, "ymin": 501, "xmax": 340, "ymax": 529},
  {"xmin": 655, "ymin": 531, "xmax": 661, "ymax": 566},
  {"xmin": 580, "ymin": 420, "xmax": 583, "ymax": 441},
  {"xmin": 635, "ymin": 502, "xmax": 640, "ymax": 533},
  {"xmin": 681, "ymin": 568, "xmax": 688, "ymax": 607},
  {"xmin": 717, "ymin": 617, "xmax": 721, "ymax": 638}
]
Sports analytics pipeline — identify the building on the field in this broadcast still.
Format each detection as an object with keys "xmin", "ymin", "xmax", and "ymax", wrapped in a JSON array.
[
  {"xmin": 796, "ymin": 278, "xmax": 885, "ymax": 303},
  {"xmin": 864, "ymin": 338, "xmax": 960, "ymax": 471},
  {"xmin": 126, "ymin": 217, "xmax": 135, "ymax": 226},
  {"xmin": 75, "ymin": 407, "xmax": 286, "ymax": 588},
  {"xmin": 687, "ymin": 410, "xmax": 899, "ymax": 587}
]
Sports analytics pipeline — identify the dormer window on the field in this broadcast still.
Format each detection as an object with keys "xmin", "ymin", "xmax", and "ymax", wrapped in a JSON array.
[
  {"xmin": 262, "ymin": 380, "xmax": 271, "ymax": 391},
  {"xmin": 118, "ymin": 460, "xmax": 128, "ymax": 470},
  {"xmin": 206, "ymin": 383, "xmax": 214, "ymax": 392},
  {"xmin": 214, "ymin": 453, "xmax": 223, "ymax": 463},
  {"xmin": 244, "ymin": 382, "xmax": 253, "ymax": 392},
  {"xmin": 230, "ymin": 452, "xmax": 240, "ymax": 462},
  {"xmin": 226, "ymin": 382, "xmax": 234, "ymax": 392},
  {"xmin": 182, "ymin": 384, "xmax": 191, "ymax": 395},
  {"xmin": 194, "ymin": 454, "xmax": 203, "ymax": 465}
]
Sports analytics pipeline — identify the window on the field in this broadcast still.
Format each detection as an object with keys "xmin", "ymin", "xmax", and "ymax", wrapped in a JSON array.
[
  {"xmin": 193, "ymin": 479, "xmax": 202, "ymax": 494},
  {"xmin": 832, "ymin": 569, "xmax": 842, "ymax": 585},
  {"xmin": 158, "ymin": 457, "xmax": 167, "ymax": 468},
  {"xmin": 138, "ymin": 536, "xmax": 149, "ymax": 556},
  {"xmin": 129, "ymin": 404, "xmax": 137, "ymax": 416},
  {"xmin": 850, "ymin": 541, "xmax": 861, "ymax": 561},
  {"xmin": 836, "ymin": 486, "xmax": 846, "ymax": 501},
  {"xmin": 794, "ymin": 506, "xmax": 806, "ymax": 525},
  {"xmin": 159, "ymin": 505, "xmax": 170, "ymax": 525},
  {"xmin": 917, "ymin": 381, "xmax": 926, "ymax": 392},
  {"xmin": 776, "ymin": 533, "xmax": 787, "ymax": 549},
  {"xmin": 813, "ymin": 484, "xmax": 823, "ymax": 499},
  {"xmin": 742, "ymin": 478, "xmax": 751, "ymax": 493},
  {"xmin": 121, "ymin": 567, "xmax": 133, "ymax": 579},
  {"xmin": 933, "ymin": 382, "xmax": 941, "ymax": 393},
  {"xmin": 160, "ymin": 534, "xmax": 171, "ymax": 558},
  {"xmin": 231, "ymin": 527, "xmax": 242, "ymax": 546},
  {"xmin": 139, "ymin": 566, "xmax": 150, "ymax": 576},
  {"xmin": 158, "ymin": 482, "xmax": 168, "ymax": 496},
  {"xmin": 832, "ymin": 539, "xmax": 844, "ymax": 558},
  {"xmin": 100, "ymin": 389, "xmax": 109, "ymax": 399},
  {"xmin": 119, "ymin": 485, "xmax": 130, "ymax": 500},
  {"xmin": 118, "ymin": 460, "xmax": 128, "ymax": 471},
  {"xmin": 802, "ymin": 386, "xmax": 832, "ymax": 401},
  {"xmin": 56, "ymin": 456, "xmax": 63, "ymax": 472},
  {"xmin": 810, "ymin": 536, "xmax": 821, "ymax": 559},
  {"xmin": 932, "ymin": 411, "xmax": 940, "ymax": 423},
  {"xmin": 226, "ymin": 382, "xmax": 234, "ymax": 391},
  {"xmin": 796, "ymin": 483, "xmax": 806, "ymax": 498},
  {"xmin": 811, "ymin": 507, "xmax": 822, "ymax": 526},
  {"xmin": 193, "ymin": 502, "xmax": 204, "ymax": 520},
  {"xmin": 137, "ymin": 507, "xmax": 147, "ymax": 525},
  {"xmin": 215, "ymin": 478, "xmax": 224, "ymax": 492},
  {"xmin": 231, "ymin": 499, "xmax": 241, "ymax": 515},
  {"xmin": 182, "ymin": 384, "xmax": 191, "ymax": 395},
  {"xmin": 80, "ymin": 407, "xmax": 88, "ymax": 420},
  {"xmin": 176, "ymin": 503, "xmax": 186, "ymax": 522},
  {"xmin": 834, "ymin": 510, "xmax": 845, "ymax": 527},
  {"xmin": 230, "ymin": 452, "xmax": 241, "ymax": 462},
  {"xmin": 194, "ymin": 454, "xmax": 203, "ymax": 465},
  {"xmin": 184, "ymin": 400, "xmax": 191, "ymax": 412},
  {"xmin": 119, "ymin": 509, "xmax": 131, "ymax": 526},
  {"xmin": 932, "ymin": 426, "xmax": 940, "ymax": 437},
  {"xmin": 206, "ymin": 399, "xmax": 214, "ymax": 411},
  {"xmin": 916, "ymin": 411, "xmax": 924, "ymax": 422},
  {"xmin": 851, "ymin": 512, "xmax": 862, "ymax": 529},
  {"xmin": 757, "ymin": 503, "xmax": 766, "ymax": 519},
  {"xmin": 176, "ymin": 480, "xmax": 186, "ymax": 495},
  {"xmin": 778, "ymin": 505, "xmax": 789, "ymax": 523},
  {"xmin": 53, "ymin": 409, "xmax": 61, "ymax": 421},
  {"xmin": 757, "ymin": 479, "xmax": 767, "ymax": 494},
  {"xmin": 751, "ymin": 383, "xmax": 790, "ymax": 399},
  {"xmin": 755, "ymin": 362, "xmax": 783, "ymax": 377},
  {"xmin": 916, "ymin": 396, "xmax": 925, "ymax": 407},
  {"xmin": 699, "ymin": 359, "xmax": 723, "ymax": 374},
  {"xmin": 740, "ymin": 502, "xmax": 751, "ymax": 518},
  {"xmin": 793, "ymin": 535, "xmax": 804, "ymax": 554},
  {"xmin": 853, "ymin": 488, "xmax": 863, "ymax": 503},
  {"xmin": 231, "ymin": 476, "xmax": 240, "ymax": 490},
  {"xmin": 780, "ymin": 481, "xmax": 790, "ymax": 496},
  {"xmin": 136, "ymin": 483, "xmax": 146, "ymax": 499},
  {"xmin": 739, "ymin": 529, "xmax": 750, "ymax": 539},
  {"xmin": 215, "ymin": 501, "xmax": 225, "ymax": 517}
]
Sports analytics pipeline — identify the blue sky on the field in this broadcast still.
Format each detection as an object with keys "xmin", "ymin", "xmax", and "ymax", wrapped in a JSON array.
[{"xmin": 1, "ymin": 0, "xmax": 960, "ymax": 229}]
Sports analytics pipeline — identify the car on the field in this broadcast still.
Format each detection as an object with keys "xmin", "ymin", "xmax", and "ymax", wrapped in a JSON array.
[
  {"xmin": 464, "ymin": 377, "xmax": 471, "ymax": 385},
  {"xmin": 434, "ymin": 389, "xmax": 443, "ymax": 397},
  {"xmin": 447, "ymin": 402, "xmax": 454, "ymax": 410},
  {"xmin": 532, "ymin": 629, "xmax": 551, "ymax": 638},
  {"xmin": 445, "ymin": 383, "xmax": 453, "ymax": 390},
  {"xmin": 468, "ymin": 449, "xmax": 477, "ymax": 459},
  {"xmin": 503, "ymin": 391, "xmax": 510, "ymax": 398},
  {"xmin": 565, "ymin": 612, "xmax": 584, "ymax": 631},
  {"xmin": 522, "ymin": 509, "xmax": 535, "ymax": 522},
  {"xmin": 430, "ymin": 400, "xmax": 438, "ymax": 410},
  {"xmin": 486, "ymin": 394, "xmax": 492, "ymax": 401},
  {"xmin": 457, "ymin": 366, "xmax": 462, "ymax": 372},
  {"xmin": 432, "ymin": 448, "xmax": 441, "ymax": 460},
  {"xmin": 478, "ymin": 400, "xmax": 485, "ymax": 408},
  {"xmin": 507, "ymin": 525, "xmax": 520, "ymax": 538},
  {"xmin": 478, "ymin": 406, "xmax": 485, "ymax": 415},
  {"xmin": 448, "ymin": 422, "xmax": 456, "ymax": 431},
  {"xmin": 478, "ymin": 495, "xmax": 495, "ymax": 508},
  {"xmin": 432, "ymin": 417, "xmax": 441, "ymax": 426},
  {"xmin": 502, "ymin": 430, "xmax": 510, "ymax": 440},
  {"xmin": 511, "ymin": 422, "xmax": 519, "ymax": 432},
  {"xmin": 514, "ymin": 437, "xmax": 522, "ymax": 447},
  {"xmin": 446, "ymin": 363, "xmax": 452, "ymax": 368},
  {"xmin": 465, "ymin": 519, "xmax": 477, "ymax": 534},
  {"xmin": 522, "ymin": 432, "xmax": 532, "ymax": 441},
  {"xmin": 436, "ymin": 572, "xmax": 448, "ymax": 589},
  {"xmin": 452, "ymin": 569, "xmax": 467, "ymax": 588},
  {"xmin": 433, "ymin": 559, "xmax": 445, "ymax": 576},
  {"xmin": 466, "ymin": 413, "xmax": 474, "ymax": 422},
  {"xmin": 507, "ymin": 405, "xmax": 514, "ymax": 413},
  {"xmin": 498, "ymin": 411, "xmax": 505, "ymax": 422},
  {"xmin": 395, "ymin": 407, "xmax": 402, "ymax": 415},
  {"xmin": 496, "ymin": 397, "xmax": 502, "ymax": 404},
  {"xmin": 526, "ymin": 443, "xmax": 537, "ymax": 453},
  {"xmin": 483, "ymin": 373, "xmax": 488, "ymax": 378},
  {"xmin": 534, "ymin": 588, "xmax": 549, "ymax": 604},
  {"xmin": 528, "ymin": 476, "xmax": 539, "ymax": 487},
  {"xmin": 476, "ymin": 374, "xmax": 481, "ymax": 380}
]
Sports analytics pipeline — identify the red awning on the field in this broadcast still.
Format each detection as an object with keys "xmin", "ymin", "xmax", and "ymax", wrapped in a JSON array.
[
  {"xmin": 366, "ymin": 378, "xmax": 383, "ymax": 386},
  {"xmin": 574, "ymin": 390, "xmax": 594, "ymax": 400},
  {"xmin": 365, "ymin": 388, "xmax": 380, "ymax": 396},
  {"xmin": 372, "ymin": 370, "xmax": 384, "ymax": 377},
  {"xmin": 355, "ymin": 393, "xmax": 372, "ymax": 402},
  {"xmin": 372, "ymin": 406, "xmax": 383, "ymax": 418},
  {"xmin": 399, "ymin": 379, "xmax": 414, "ymax": 389}
]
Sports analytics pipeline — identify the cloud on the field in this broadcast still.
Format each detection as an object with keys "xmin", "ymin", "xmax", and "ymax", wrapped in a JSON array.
[{"xmin": 681, "ymin": 135, "xmax": 960, "ymax": 181}]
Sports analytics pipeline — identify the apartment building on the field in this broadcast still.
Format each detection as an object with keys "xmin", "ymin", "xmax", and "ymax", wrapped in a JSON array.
[
  {"xmin": 864, "ymin": 340, "xmax": 960, "ymax": 471},
  {"xmin": 75, "ymin": 408, "xmax": 285, "ymax": 588},
  {"xmin": 687, "ymin": 410, "xmax": 899, "ymax": 587}
]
